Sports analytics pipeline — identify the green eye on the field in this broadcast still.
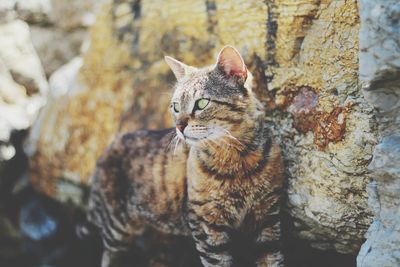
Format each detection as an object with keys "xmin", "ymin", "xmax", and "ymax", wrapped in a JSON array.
[
  {"xmin": 196, "ymin": 98, "xmax": 210, "ymax": 110},
  {"xmin": 173, "ymin": 102, "xmax": 180, "ymax": 113}
]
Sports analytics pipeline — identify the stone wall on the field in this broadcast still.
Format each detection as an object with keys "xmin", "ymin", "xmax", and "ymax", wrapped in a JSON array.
[
  {"xmin": 27, "ymin": 0, "xmax": 379, "ymax": 256},
  {"xmin": 0, "ymin": 1, "xmax": 105, "ymax": 265},
  {"xmin": 356, "ymin": 1, "xmax": 400, "ymax": 266},
  {"xmin": 0, "ymin": 0, "xmax": 102, "ymax": 174}
]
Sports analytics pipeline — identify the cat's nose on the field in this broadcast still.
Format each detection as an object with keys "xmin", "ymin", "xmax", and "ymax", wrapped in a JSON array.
[{"xmin": 176, "ymin": 121, "xmax": 188, "ymax": 133}]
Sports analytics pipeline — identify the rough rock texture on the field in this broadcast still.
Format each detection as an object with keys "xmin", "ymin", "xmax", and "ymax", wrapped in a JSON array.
[
  {"xmin": 28, "ymin": 0, "xmax": 377, "ymax": 254},
  {"xmin": 0, "ymin": 0, "xmax": 102, "ymax": 27},
  {"xmin": 29, "ymin": 0, "xmax": 105, "ymax": 76},
  {"xmin": 0, "ymin": 20, "xmax": 48, "ymax": 96},
  {"xmin": 0, "ymin": 20, "xmax": 47, "ymax": 180},
  {"xmin": 49, "ymin": 0, "xmax": 105, "ymax": 30},
  {"xmin": 0, "ymin": 0, "xmax": 103, "ymax": 77},
  {"xmin": 356, "ymin": 1, "xmax": 400, "ymax": 266},
  {"xmin": 0, "ymin": 4, "xmax": 107, "ymax": 265},
  {"xmin": 30, "ymin": 26, "xmax": 87, "ymax": 76},
  {"xmin": 14, "ymin": 0, "xmax": 52, "ymax": 24}
]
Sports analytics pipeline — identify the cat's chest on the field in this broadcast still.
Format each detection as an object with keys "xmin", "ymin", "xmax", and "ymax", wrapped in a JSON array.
[{"xmin": 186, "ymin": 159, "xmax": 256, "ymax": 227}]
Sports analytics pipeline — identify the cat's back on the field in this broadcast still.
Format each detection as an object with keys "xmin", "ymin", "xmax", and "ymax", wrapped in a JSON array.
[{"xmin": 89, "ymin": 128, "xmax": 190, "ymax": 235}]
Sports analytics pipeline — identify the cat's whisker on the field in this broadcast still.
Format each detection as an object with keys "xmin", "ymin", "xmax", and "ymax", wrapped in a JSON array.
[
  {"xmin": 206, "ymin": 139, "xmax": 219, "ymax": 150},
  {"xmin": 166, "ymin": 133, "xmax": 177, "ymax": 152},
  {"xmin": 173, "ymin": 136, "xmax": 181, "ymax": 155},
  {"xmin": 221, "ymin": 128, "xmax": 245, "ymax": 148}
]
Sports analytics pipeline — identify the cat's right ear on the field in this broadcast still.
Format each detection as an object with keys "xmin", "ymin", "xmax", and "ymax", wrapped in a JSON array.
[{"xmin": 164, "ymin": 56, "xmax": 189, "ymax": 81}]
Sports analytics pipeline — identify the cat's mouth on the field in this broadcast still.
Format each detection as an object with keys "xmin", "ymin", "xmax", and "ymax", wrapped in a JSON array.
[
  {"xmin": 176, "ymin": 127, "xmax": 208, "ymax": 144},
  {"xmin": 176, "ymin": 130, "xmax": 204, "ymax": 146},
  {"xmin": 179, "ymin": 133, "xmax": 201, "ymax": 142},
  {"xmin": 185, "ymin": 136, "xmax": 201, "ymax": 141}
]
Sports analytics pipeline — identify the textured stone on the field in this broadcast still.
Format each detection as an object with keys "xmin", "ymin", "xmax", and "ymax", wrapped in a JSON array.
[
  {"xmin": 14, "ymin": 0, "xmax": 52, "ymax": 24},
  {"xmin": 30, "ymin": 26, "xmax": 87, "ymax": 76},
  {"xmin": 49, "ymin": 0, "xmax": 106, "ymax": 30},
  {"xmin": 26, "ymin": 56, "xmax": 86, "ymax": 202},
  {"xmin": 0, "ymin": 20, "xmax": 48, "ymax": 96},
  {"xmin": 0, "ymin": 0, "xmax": 17, "ymax": 23},
  {"xmin": 0, "ymin": 0, "xmax": 101, "ymax": 27},
  {"xmin": 0, "ymin": 0, "xmax": 52, "ymax": 24},
  {"xmin": 357, "ymin": 1, "xmax": 400, "ymax": 266},
  {"xmin": 270, "ymin": 0, "xmax": 376, "ymax": 253},
  {"xmin": 0, "ymin": 20, "xmax": 47, "ymax": 182},
  {"xmin": 28, "ymin": 0, "xmax": 377, "ymax": 254}
]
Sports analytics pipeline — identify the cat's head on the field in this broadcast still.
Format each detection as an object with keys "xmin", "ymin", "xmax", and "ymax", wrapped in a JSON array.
[{"xmin": 165, "ymin": 45, "xmax": 262, "ymax": 147}]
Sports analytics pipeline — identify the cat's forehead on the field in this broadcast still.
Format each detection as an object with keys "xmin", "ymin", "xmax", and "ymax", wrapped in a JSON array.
[{"xmin": 173, "ymin": 69, "xmax": 210, "ymax": 98}]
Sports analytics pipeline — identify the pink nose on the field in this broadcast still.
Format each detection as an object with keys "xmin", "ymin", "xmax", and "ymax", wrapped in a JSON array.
[{"xmin": 176, "ymin": 122, "xmax": 187, "ymax": 133}]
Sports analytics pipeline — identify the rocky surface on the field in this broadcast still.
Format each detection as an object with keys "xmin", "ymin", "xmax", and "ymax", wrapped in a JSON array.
[
  {"xmin": 0, "ymin": 0, "xmax": 102, "ymax": 77},
  {"xmin": 27, "ymin": 0, "xmax": 378, "ymax": 256},
  {"xmin": 0, "ymin": 2, "xmax": 102, "ymax": 264},
  {"xmin": 0, "ymin": 0, "xmax": 102, "ymax": 188},
  {"xmin": 356, "ymin": 1, "xmax": 400, "ymax": 266},
  {"xmin": 0, "ymin": 1, "xmax": 124, "ymax": 266},
  {"xmin": 30, "ymin": 26, "xmax": 87, "ymax": 77},
  {"xmin": 0, "ymin": 19, "xmax": 47, "ymax": 187}
]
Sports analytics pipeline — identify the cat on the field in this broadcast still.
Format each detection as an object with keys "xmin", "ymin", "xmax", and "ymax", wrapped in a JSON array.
[{"xmin": 87, "ymin": 45, "xmax": 285, "ymax": 267}]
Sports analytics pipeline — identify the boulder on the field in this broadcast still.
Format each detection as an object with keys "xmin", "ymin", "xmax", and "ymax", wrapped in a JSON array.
[
  {"xmin": 26, "ymin": 57, "xmax": 85, "ymax": 205},
  {"xmin": 28, "ymin": 0, "xmax": 377, "ymax": 255},
  {"xmin": 0, "ymin": 0, "xmax": 101, "ymax": 27},
  {"xmin": 49, "ymin": 0, "xmax": 106, "ymax": 30},
  {"xmin": 0, "ymin": 19, "xmax": 47, "ymax": 190},
  {"xmin": 14, "ymin": 0, "xmax": 52, "ymax": 24},
  {"xmin": 0, "ymin": 0, "xmax": 17, "ymax": 23},
  {"xmin": 30, "ymin": 26, "xmax": 87, "ymax": 76},
  {"xmin": 0, "ymin": 0, "xmax": 52, "ymax": 25},
  {"xmin": 0, "ymin": 20, "xmax": 48, "ymax": 96},
  {"xmin": 356, "ymin": 1, "xmax": 400, "ymax": 266}
]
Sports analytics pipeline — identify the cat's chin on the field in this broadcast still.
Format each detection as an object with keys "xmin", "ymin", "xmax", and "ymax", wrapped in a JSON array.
[{"xmin": 184, "ymin": 136, "xmax": 201, "ymax": 146}]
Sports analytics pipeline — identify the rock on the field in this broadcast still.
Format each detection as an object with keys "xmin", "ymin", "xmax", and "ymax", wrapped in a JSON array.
[
  {"xmin": 271, "ymin": 1, "xmax": 376, "ymax": 253},
  {"xmin": 28, "ymin": 0, "xmax": 377, "ymax": 255},
  {"xmin": 357, "ymin": 1, "xmax": 400, "ymax": 266},
  {"xmin": 49, "ymin": 0, "xmax": 106, "ymax": 30},
  {"xmin": 0, "ymin": 0, "xmax": 52, "ymax": 25},
  {"xmin": 357, "ymin": 137, "xmax": 400, "ymax": 267},
  {"xmin": 0, "ymin": 20, "xmax": 48, "ymax": 96},
  {"xmin": 0, "ymin": 0, "xmax": 102, "ymax": 28},
  {"xmin": 0, "ymin": 20, "xmax": 47, "ymax": 191},
  {"xmin": 26, "ymin": 57, "xmax": 86, "ymax": 205},
  {"xmin": 0, "ymin": 0, "xmax": 17, "ymax": 23},
  {"xmin": 30, "ymin": 26, "xmax": 87, "ymax": 76},
  {"xmin": 14, "ymin": 0, "xmax": 52, "ymax": 24}
]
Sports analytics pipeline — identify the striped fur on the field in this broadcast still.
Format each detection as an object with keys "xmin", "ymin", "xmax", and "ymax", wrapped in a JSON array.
[{"xmin": 87, "ymin": 46, "xmax": 285, "ymax": 267}]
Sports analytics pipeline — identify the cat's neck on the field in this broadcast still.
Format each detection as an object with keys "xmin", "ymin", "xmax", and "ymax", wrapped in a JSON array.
[{"xmin": 191, "ymin": 117, "xmax": 269, "ymax": 179}]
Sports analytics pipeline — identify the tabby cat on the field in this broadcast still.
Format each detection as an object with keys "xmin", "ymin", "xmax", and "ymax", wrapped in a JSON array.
[{"xmin": 87, "ymin": 46, "xmax": 285, "ymax": 267}]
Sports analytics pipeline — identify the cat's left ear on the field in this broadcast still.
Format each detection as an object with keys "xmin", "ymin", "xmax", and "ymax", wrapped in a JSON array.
[
  {"xmin": 165, "ymin": 56, "xmax": 190, "ymax": 81},
  {"xmin": 215, "ymin": 45, "xmax": 247, "ymax": 84}
]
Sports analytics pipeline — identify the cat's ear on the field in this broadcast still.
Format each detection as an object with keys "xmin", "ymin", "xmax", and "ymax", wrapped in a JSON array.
[
  {"xmin": 215, "ymin": 45, "xmax": 247, "ymax": 84},
  {"xmin": 164, "ymin": 56, "xmax": 190, "ymax": 80}
]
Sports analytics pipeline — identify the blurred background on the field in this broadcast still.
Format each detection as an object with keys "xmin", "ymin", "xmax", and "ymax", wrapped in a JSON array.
[{"xmin": 0, "ymin": 0, "xmax": 398, "ymax": 266}]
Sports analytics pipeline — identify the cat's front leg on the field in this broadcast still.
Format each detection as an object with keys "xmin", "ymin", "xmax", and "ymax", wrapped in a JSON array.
[
  {"xmin": 187, "ymin": 212, "xmax": 233, "ymax": 266},
  {"xmin": 254, "ymin": 219, "xmax": 284, "ymax": 267},
  {"xmin": 192, "ymin": 224, "xmax": 233, "ymax": 267},
  {"xmin": 256, "ymin": 250, "xmax": 284, "ymax": 267}
]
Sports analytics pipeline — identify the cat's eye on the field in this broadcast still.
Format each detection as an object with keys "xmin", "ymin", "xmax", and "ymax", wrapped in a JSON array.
[
  {"xmin": 173, "ymin": 102, "xmax": 180, "ymax": 113},
  {"xmin": 195, "ymin": 98, "xmax": 210, "ymax": 110}
]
